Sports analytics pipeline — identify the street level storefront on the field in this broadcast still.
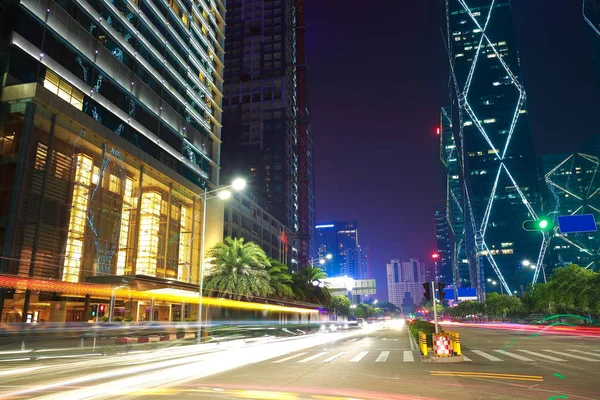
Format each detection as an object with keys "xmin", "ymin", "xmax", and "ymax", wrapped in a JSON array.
[{"xmin": 0, "ymin": 83, "xmax": 225, "ymax": 322}]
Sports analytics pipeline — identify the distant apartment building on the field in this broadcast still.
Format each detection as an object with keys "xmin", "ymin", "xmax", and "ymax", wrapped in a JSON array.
[
  {"xmin": 387, "ymin": 259, "xmax": 426, "ymax": 315},
  {"xmin": 223, "ymin": 192, "xmax": 298, "ymax": 269},
  {"xmin": 345, "ymin": 246, "xmax": 368, "ymax": 281},
  {"xmin": 315, "ymin": 221, "xmax": 359, "ymax": 277}
]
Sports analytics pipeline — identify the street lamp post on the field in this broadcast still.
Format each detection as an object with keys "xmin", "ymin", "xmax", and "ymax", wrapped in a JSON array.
[
  {"xmin": 197, "ymin": 178, "xmax": 246, "ymax": 340},
  {"xmin": 523, "ymin": 260, "xmax": 547, "ymax": 284},
  {"xmin": 309, "ymin": 253, "xmax": 332, "ymax": 267}
]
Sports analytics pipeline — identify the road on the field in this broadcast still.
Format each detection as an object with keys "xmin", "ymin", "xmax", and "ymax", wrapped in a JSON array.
[{"xmin": 0, "ymin": 323, "xmax": 599, "ymax": 399}]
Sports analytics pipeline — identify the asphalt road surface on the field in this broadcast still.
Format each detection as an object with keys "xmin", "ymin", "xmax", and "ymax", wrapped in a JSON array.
[{"xmin": 1, "ymin": 322, "xmax": 599, "ymax": 399}]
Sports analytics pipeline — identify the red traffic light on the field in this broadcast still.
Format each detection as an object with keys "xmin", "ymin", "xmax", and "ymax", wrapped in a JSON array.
[
  {"xmin": 436, "ymin": 127, "xmax": 440, "ymax": 135},
  {"xmin": 98, "ymin": 304, "xmax": 106, "ymax": 317},
  {"xmin": 431, "ymin": 252, "xmax": 440, "ymax": 260}
]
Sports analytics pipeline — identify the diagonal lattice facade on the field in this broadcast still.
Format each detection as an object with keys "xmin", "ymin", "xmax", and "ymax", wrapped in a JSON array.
[
  {"xmin": 541, "ymin": 152, "xmax": 600, "ymax": 270},
  {"xmin": 444, "ymin": 1, "xmax": 545, "ymax": 297}
]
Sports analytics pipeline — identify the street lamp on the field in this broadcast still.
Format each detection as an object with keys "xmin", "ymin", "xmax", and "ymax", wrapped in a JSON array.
[
  {"xmin": 309, "ymin": 254, "xmax": 333, "ymax": 267},
  {"xmin": 523, "ymin": 260, "xmax": 547, "ymax": 283},
  {"xmin": 197, "ymin": 178, "xmax": 246, "ymax": 339}
]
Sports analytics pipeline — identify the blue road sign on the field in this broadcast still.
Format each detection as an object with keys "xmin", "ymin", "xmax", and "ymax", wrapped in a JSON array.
[{"xmin": 557, "ymin": 214, "xmax": 598, "ymax": 233}]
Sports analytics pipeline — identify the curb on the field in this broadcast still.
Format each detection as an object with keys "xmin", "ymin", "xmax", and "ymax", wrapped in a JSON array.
[{"xmin": 421, "ymin": 355, "xmax": 465, "ymax": 363}]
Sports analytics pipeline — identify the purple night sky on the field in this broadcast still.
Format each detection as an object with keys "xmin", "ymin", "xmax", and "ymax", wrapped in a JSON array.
[{"xmin": 304, "ymin": 0, "xmax": 600, "ymax": 300}]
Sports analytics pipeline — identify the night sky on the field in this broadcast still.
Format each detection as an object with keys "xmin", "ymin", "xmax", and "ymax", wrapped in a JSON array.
[{"xmin": 304, "ymin": 0, "xmax": 600, "ymax": 300}]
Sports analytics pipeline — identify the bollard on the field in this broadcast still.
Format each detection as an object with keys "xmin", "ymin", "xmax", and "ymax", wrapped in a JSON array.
[
  {"xmin": 453, "ymin": 332, "xmax": 461, "ymax": 356},
  {"xmin": 418, "ymin": 331, "xmax": 428, "ymax": 356}
]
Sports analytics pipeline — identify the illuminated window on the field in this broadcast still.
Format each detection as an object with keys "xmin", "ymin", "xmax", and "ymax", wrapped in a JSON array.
[
  {"xmin": 202, "ymin": 25, "xmax": 208, "ymax": 37},
  {"xmin": 92, "ymin": 166, "xmax": 100, "ymax": 186},
  {"xmin": 501, "ymin": 242, "xmax": 514, "ymax": 248},
  {"xmin": 501, "ymin": 249, "xmax": 514, "ymax": 255},
  {"xmin": 109, "ymin": 174, "xmax": 122, "ymax": 194},
  {"xmin": 483, "ymin": 118, "xmax": 496, "ymax": 124},
  {"xmin": 477, "ymin": 151, "xmax": 483, "ymax": 156},
  {"xmin": 35, "ymin": 143, "xmax": 48, "ymax": 170},
  {"xmin": 63, "ymin": 154, "xmax": 93, "ymax": 283},
  {"xmin": 487, "ymin": 149, "xmax": 498, "ymax": 154},
  {"xmin": 137, "ymin": 191, "xmax": 162, "ymax": 276},
  {"xmin": 464, "ymin": 121, "xmax": 473, "ymax": 126},
  {"xmin": 519, "ymin": 109, "xmax": 527, "ymax": 114},
  {"xmin": 181, "ymin": 13, "xmax": 189, "ymax": 27},
  {"xmin": 116, "ymin": 177, "xmax": 134, "ymax": 275},
  {"xmin": 43, "ymin": 70, "xmax": 84, "ymax": 111}
]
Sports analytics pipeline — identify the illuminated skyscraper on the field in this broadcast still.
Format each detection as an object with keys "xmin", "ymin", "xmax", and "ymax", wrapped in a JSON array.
[
  {"xmin": 315, "ymin": 221, "xmax": 358, "ymax": 277},
  {"xmin": 386, "ymin": 259, "xmax": 425, "ymax": 314},
  {"xmin": 444, "ymin": 1, "xmax": 543, "ymax": 298},
  {"xmin": 0, "ymin": 0, "xmax": 226, "ymax": 321},
  {"xmin": 221, "ymin": 0, "xmax": 315, "ymax": 265}
]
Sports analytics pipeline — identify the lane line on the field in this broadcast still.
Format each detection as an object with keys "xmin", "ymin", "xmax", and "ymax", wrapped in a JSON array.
[
  {"xmin": 376, "ymin": 351, "xmax": 390, "ymax": 362},
  {"xmin": 298, "ymin": 352, "xmax": 328, "ymax": 363},
  {"xmin": 518, "ymin": 350, "xmax": 566, "ymax": 361},
  {"xmin": 403, "ymin": 351, "xmax": 414, "ymax": 362},
  {"xmin": 463, "ymin": 355, "xmax": 472, "ymax": 362},
  {"xmin": 568, "ymin": 349, "xmax": 600, "ymax": 358},
  {"xmin": 349, "ymin": 351, "xmax": 369, "ymax": 362},
  {"xmin": 272, "ymin": 352, "xmax": 307, "ymax": 364},
  {"xmin": 544, "ymin": 350, "xmax": 600, "ymax": 362},
  {"xmin": 471, "ymin": 350, "xmax": 503, "ymax": 361},
  {"xmin": 322, "ymin": 352, "xmax": 346, "ymax": 363},
  {"xmin": 493, "ymin": 350, "xmax": 533, "ymax": 361}
]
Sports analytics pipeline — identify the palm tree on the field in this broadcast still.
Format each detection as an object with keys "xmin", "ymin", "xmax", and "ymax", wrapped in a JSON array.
[
  {"xmin": 291, "ymin": 266, "xmax": 332, "ymax": 306},
  {"xmin": 203, "ymin": 237, "xmax": 273, "ymax": 300},
  {"xmin": 267, "ymin": 259, "xmax": 294, "ymax": 299}
]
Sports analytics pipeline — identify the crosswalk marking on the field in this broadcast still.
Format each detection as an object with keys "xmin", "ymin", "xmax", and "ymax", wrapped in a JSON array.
[
  {"xmin": 403, "ymin": 351, "xmax": 414, "ymax": 362},
  {"xmin": 493, "ymin": 350, "xmax": 533, "ymax": 361},
  {"xmin": 322, "ymin": 352, "xmax": 346, "ymax": 363},
  {"xmin": 350, "ymin": 351, "xmax": 369, "ymax": 362},
  {"xmin": 298, "ymin": 352, "xmax": 328, "ymax": 363},
  {"xmin": 568, "ymin": 350, "xmax": 600, "ymax": 359},
  {"xmin": 544, "ymin": 350, "xmax": 600, "ymax": 362},
  {"xmin": 272, "ymin": 352, "xmax": 307, "ymax": 363},
  {"xmin": 463, "ymin": 355, "xmax": 472, "ymax": 362},
  {"xmin": 518, "ymin": 350, "xmax": 566, "ymax": 361},
  {"xmin": 376, "ymin": 351, "xmax": 390, "ymax": 362},
  {"xmin": 471, "ymin": 350, "xmax": 503, "ymax": 361}
]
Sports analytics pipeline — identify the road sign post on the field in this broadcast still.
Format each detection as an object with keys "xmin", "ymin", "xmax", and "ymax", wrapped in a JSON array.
[{"xmin": 432, "ymin": 281, "xmax": 439, "ymax": 334}]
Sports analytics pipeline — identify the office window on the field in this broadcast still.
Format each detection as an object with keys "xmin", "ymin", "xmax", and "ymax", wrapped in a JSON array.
[{"xmin": 43, "ymin": 69, "xmax": 84, "ymax": 111}]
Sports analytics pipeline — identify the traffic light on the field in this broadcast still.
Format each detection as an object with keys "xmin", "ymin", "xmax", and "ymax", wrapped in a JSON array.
[
  {"xmin": 91, "ymin": 304, "xmax": 98, "ymax": 318},
  {"xmin": 98, "ymin": 304, "xmax": 106, "ymax": 317},
  {"xmin": 523, "ymin": 218, "xmax": 552, "ymax": 231},
  {"xmin": 437, "ymin": 282, "xmax": 446, "ymax": 301},
  {"xmin": 423, "ymin": 282, "xmax": 432, "ymax": 301}
]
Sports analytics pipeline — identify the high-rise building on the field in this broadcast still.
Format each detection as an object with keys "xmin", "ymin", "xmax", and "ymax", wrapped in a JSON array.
[
  {"xmin": 386, "ymin": 259, "xmax": 426, "ymax": 315},
  {"xmin": 540, "ymin": 137, "xmax": 600, "ymax": 271},
  {"xmin": 439, "ymin": 106, "xmax": 470, "ymax": 288},
  {"xmin": 345, "ymin": 246, "xmax": 368, "ymax": 281},
  {"xmin": 434, "ymin": 211, "xmax": 453, "ymax": 284},
  {"xmin": 584, "ymin": 0, "xmax": 600, "ymax": 94},
  {"xmin": 223, "ymin": 192, "xmax": 298, "ymax": 269},
  {"xmin": 444, "ymin": 0, "xmax": 543, "ymax": 298},
  {"xmin": 315, "ymin": 221, "xmax": 358, "ymax": 277},
  {"xmin": 220, "ymin": 0, "xmax": 315, "ymax": 266},
  {"xmin": 0, "ymin": 0, "xmax": 226, "ymax": 322}
]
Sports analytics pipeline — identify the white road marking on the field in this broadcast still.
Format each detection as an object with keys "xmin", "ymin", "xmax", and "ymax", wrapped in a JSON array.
[
  {"xmin": 298, "ymin": 352, "xmax": 328, "ymax": 363},
  {"xmin": 463, "ymin": 355, "xmax": 472, "ymax": 362},
  {"xmin": 272, "ymin": 352, "xmax": 307, "ymax": 363},
  {"xmin": 403, "ymin": 351, "xmax": 414, "ymax": 362},
  {"xmin": 544, "ymin": 350, "xmax": 600, "ymax": 362},
  {"xmin": 349, "ymin": 351, "xmax": 369, "ymax": 362},
  {"xmin": 518, "ymin": 350, "xmax": 566, "ymax": 361},
  {"xmin": 493, "ymin": 350, "xmax": 533, "ymax": 361},
  {"xmin": 322, "ymin": 352, "xmax": 346, "ymax": 363},
  {"xmin": 472, "ymin": 350, "xmax": 503, "ymax": 361},
  {"xmin": 376, "ymin": 351, "xmax": 390, "ymax": 362}
]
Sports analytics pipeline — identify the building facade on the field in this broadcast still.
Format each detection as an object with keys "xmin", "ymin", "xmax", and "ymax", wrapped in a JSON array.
[
  {"xmin": 540, "ymin": 140, "xmax": 600, "ymax": 271},
  {"xmin": 221, "ymin": 0, "xmax": 314, "ymax": 266},
  {"xmin": 434, "ymin": 210, "xmax": 453, "ymax": 284},
  {"xmin": 223, "ymin": 192, "xmax": 298, "ymax": 269},
  {"xmin": 584, "ymin": 0, "xmax": 600, "ymax": 97},
  {"xmin": 444, "ymin": 0, "xmax": 543, "ymax": 298},
  {"xmin": 386, "ymin": 259, "xmax": 425, "ymax": 315},
  {"xmin": 0, "ymin": 0, "xmax": 226, "ymax": 322},
  {"xmin": 344, "ymin": 246, "xmax": 368, "ymax": 281},
  {"xmin": 315, "ymin": 221, "xmax": 358, "ymax": 278}
]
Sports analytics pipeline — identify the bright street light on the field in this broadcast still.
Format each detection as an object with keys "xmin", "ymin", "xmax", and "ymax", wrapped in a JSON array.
[
  {"xmin": 325, "ymin": 253, "xmax": 333, "ymax": 260},
  {"xmin": 231, "ymin": 178, "xmax": 247, "ymax": 191},
  {"xmin": 319, "ymin": 259, "xmax": 326, "ymax": 265},
  {"xmin": 487, "ymin": 278, "xmax": 492, "ymax": 282},
  {"xmin": 217, "ymin": 190, "xmax": 232, "ymax": 200},
  {"xmin": 522, "ymin": 260, "xmax": 531, "ymax": 267}
]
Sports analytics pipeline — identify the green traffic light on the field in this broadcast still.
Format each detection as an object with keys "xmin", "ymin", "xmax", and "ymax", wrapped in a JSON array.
[{"xmin": 538, "ymin": 219, "xmax": 549, "ymax": 229}]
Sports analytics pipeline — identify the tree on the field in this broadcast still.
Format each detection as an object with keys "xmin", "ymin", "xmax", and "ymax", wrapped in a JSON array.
[
  {"xmin": 267, "ymin": 259, "xmax": 294, "ymax": 299},
  {"xmin": 354, "ymin": 303, "xmax": 380, "ymax": 319},
  {"xmin": 291, "ymin": 266, "xmax": 332, "ymax": 306},
  {"xmin": 203, "ymin": 237, "xmax": 272, "ymax": 300},
  {"xmin": 375, "ymin": 301, "xmax": 399, "ymax": 314},
  {"xmin": 329, "ymin": 295, "xmax": 351, "ymax": 316}
]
